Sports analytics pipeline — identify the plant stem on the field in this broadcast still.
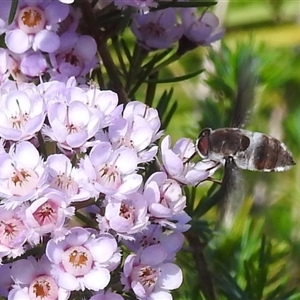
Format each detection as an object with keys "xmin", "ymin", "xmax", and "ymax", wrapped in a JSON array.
[
  {"xmin": 185, "ymin": 230, "xmax": 217, "ymax": 300},
  {"xmin": 145, "ymin": 72, "xmax": 158, "ymax": 107},
  {"xmin": 79, "ymin": 1, "xmax": 129, "ymax": 104}
]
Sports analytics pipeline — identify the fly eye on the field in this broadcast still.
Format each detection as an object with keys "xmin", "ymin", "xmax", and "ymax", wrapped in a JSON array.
[{"xmin": 196, "ymin": 129, "xmax": 211, "ymax": 158}]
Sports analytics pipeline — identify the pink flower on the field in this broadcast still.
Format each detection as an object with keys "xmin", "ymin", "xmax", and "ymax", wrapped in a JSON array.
[
  {"xmin": 122, "ymin": 245, "xmax": 182, "ymax": 300},
  {"xmin": 22, "ymin": 190, "xmax": 74, "ymax": 244},
  {"xmin": 0, "ymin": 206, "xmax": 28, "ymax": 261},
  {"xmin": 0, "ymin": 87, "xmax": 46, "ymax": 141},
  {"xmin": 49, "ymin": 31, "xmax": 97, "ymax": 80},
  {"xmin": 131, "ymin": 8, "xmax": 183, "ymax": 50},
  {"xmin": 123, "ymin": 224, "xmax": 184, "ymax": 261},
  {"xmin": 8, "ymin": 255, "xmax": 70, "ymax": 300},
  {"xmin": 0, "ymin": 49, "xmax": 47, "ymax": 83},
  {"xmin": 5, "ymin": 0, "xmax": 70, "ymax": 54},
  {"xmin": 80, "ymin": 142, "xmax": 142, "ymax": 199},
  {"xmin": 179, "ymin": 8, "xmax": 224, "ymax": 51},
  {"xmin": 46, "ymin": 227, "xmax": 121, "ymax": 292},
  {"xmin": 19, "ymin": 50, "xmax": 48, "ymax": 77},
  {"xmin": 108, "ymin": 116, "xmax": 158, "ymax": 163},
  {"xmin": 123, "ymin": 101, "xmax": 162, "ymax": 142},
  {"xmin": 105, "ymin": 101, "xmax": 162, "ymax": 162},
  {"xmin": 47, "ymin": 154, "xmax": 91, "ymax": 203},
  {"xmin": 144, "ymin": 171, "xmax": 186, "ymax": 221},
  {"xmin": 0, "ymin": 141, "xmax": 48, "ymax": 209},
  {"xmin": 98, "ymin": 193, "xmax": 149, "ymax": 237},
  {"xmin": 85, "ymin": 89, "xmax": 123, "ymax": 128},
  {"xmin": 143, "ymin": 171, "xmax": 192, "ymax": 231},
  {"xmin": 160, "ymin": 135, "xmax": 217, "ymax": 185},
  {"xmin": 43, "ymin": 100, "xmax": 102, "ymax": 152}
]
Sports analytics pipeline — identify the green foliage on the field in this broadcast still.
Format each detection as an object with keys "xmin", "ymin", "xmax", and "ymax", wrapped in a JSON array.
[{"xmin": 180, "ymin": 34, "xmax": 300, "ymax": 299}]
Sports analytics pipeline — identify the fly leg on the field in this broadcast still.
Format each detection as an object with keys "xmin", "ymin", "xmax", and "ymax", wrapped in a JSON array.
[
  {"xmin": 207, "ymin": 177, "xmax": 222, "ymax": 185},
  {"xmin": 185, "ymin": 151, "xmax": 197, "ymax": 163},
  {"xmin": 195, "ymin": 161, "xmax": 222, "ymax": 186},
  {"xmin": 206, "ymin": 157, "xmax": 234, "ymax": 185}
]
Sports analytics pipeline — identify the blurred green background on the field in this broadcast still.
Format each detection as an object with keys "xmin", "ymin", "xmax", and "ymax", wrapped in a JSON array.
[{"xmin": 162, "ymin": 1, "xmax": 300, "ymax": 299}]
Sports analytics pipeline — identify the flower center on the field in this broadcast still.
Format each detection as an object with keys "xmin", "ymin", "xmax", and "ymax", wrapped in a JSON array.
[
  {"xmin": 118, "ymin": 137, "xmax": 134, "ymax": 149},
  {"xmin": 33, "ymin": 200, "xmax": 58, "ymax": 226},
  {"xmin": 29, "ymin": 275, "xmax": 59, "ymax": 300},
  {"xmin": 143, "ymin": 22, "xmax": 165, "ymax": 38},
  {"xmin": 51, "ymin": 173, "xmax": 78, "ymax": 197},
  {"xmin": 10, "ymin": 99, "xmax": 29, "ymax": 130},
  {"xmin": 64, "ymin": 52, "xmax": 80, "ymax": 66},
  {"xmin": 18, "ymin": 6, "xmax": 46, "ymax": 34},
  {"xmin": 138, "ymin": 265, "xmax": 159, "ymax": 288},
  {"xmin": 66, "ymin": 123, "xmax": 78, "ymax": 134},
  {"xmin": 9, "ymin": 166, "xmax": 39, "ymax": 196},
  {"xmin": 62, "ymin": 245, "xmax": 93, "ymax": 276},
  {"xmin": 0, "ymin": 218, "xmax": 26, "ymax": 246},
  {"xmin": 119, "ymin": 203, "xmax": 134, "ymax": 220},
  {"xmin": 97, "ymin": 163, "xmax": 122, "ymax": 190}
]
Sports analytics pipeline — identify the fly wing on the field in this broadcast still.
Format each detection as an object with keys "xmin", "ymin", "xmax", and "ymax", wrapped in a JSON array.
[
  {"xmin": 230, "ymin": 51, "xmax": 258, "ymax": 128},
  {"xmin": 218, "ymin": 157, "xmax": 244, "ymax": 228},
  {"xmin": 220, "ymin": 50, "xmax": 257, "ymax": 226}
]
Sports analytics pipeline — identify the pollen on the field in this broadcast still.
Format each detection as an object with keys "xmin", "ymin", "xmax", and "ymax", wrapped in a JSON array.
[
  {"xmin": 139, "ymin": 266, "xmax": 158, "ymax": 287},
  {"xmin": 11, "ymin": 168, "xmax": 31, "ymax": 187},
  {"xmin": 32, "ymin": 278, "xmax": 51, "ymax": 297},
  {"xmin": 67, "ymin": 123, "xmax": 78, "ymax": 134},
  {"xmin": 98, "ymin": 163, "xmax": 122, "ymax": 189},
  {"xmin": 119, "ymin": 203, "xmax": 134, "ymax": 220},
  {"xmin": 0, "ymin": 218, "xmax": 25, "ymax": 246},
  {"xmin": 8, "ymin": 167, "xmax": 39, "ymax": 197},
  {"xmin": 11, "ymin": 111, "xmax": 29, "ymax": 130},
  {"xmin": 54, "ymin": 174, "xmax": 73, "ymax": 189},
  {"xmin": 18, "ymin": 6, "xmax": 46, "ymax": 34},
  {"xmin": 69, "ymin": 249, "xmax": 88, "ymax": 267},
  {"xmin": 64, "ymin": 52, "xmax": 80, "ymax": 66},
  {"xmin": 62, "ymin": 245, "xmax": 93, "ymax": 276},
  {"xmin": 29, "ymin": 275, "xmax": 59, "ymax": 300},
  {"xmin": 22, "ymin": 9, "xmax": 41, "ymax": 27},
  {"xmin": 119, "ymin": 137, "xmax": 134, "ymax": 149}
]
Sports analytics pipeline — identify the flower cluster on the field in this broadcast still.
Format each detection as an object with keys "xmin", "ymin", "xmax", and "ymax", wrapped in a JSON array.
[
  {"xmin": 0, "ymin": 78, "xmax": 217, "ymax": 300},
  {"xmin": 0, "ymin": 1, "xmax": 223, "ymax": 300},
  {"xmin": 0, "ymin": 1, "xmax": 223, "ymax": 85},
  {"xmin": 0, "ymin": 0, "xmax": 97, "ymax": 83},
  {"xmin": 131, "ymin": 7, "xmax": 224, "ymax": 52}
]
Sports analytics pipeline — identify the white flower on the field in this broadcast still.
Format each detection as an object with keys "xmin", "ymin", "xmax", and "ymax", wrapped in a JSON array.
[
  {"xmin": 80, "ymin": 141, "xmax": 142, "ymax": 199},
  {"xmin": 46, "ymin": 227, "xmax": 121, "ymax": 292},
  {"xmin": 0, "ymin": 141, "xmax": 48, "ymax": 209},
  {"xmin": 43, "ymin": 100, "xmax": 102, "ymax": 151},
  {"xmin": 8, "ymin": 255, "xmax": 70, "ymax": 300},
  {"xmin": 0, "ymin": 89, "xmax": 46, "ymax": 141},
  {"xmin": 23, "ymin": 190, "xmax": 74, "ymax": 244},
  {"xmin": 160, "ymin": 135, "xmax": 217, "ymax": 185},
  {"xmin": 47, "ymin": 154, "xmax": 91, "ymax": 203}
]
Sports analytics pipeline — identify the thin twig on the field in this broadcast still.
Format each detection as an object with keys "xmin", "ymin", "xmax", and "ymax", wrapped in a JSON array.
[
  {"xmin": 79, "ymin": 1, "xmax": 129, "ymax": 104},
  {"xmin": 185, "ymin": 230, "xmax": 218, "ymax": 300}
]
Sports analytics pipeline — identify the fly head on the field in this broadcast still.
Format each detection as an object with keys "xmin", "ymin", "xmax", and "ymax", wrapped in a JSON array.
[{"xmin": 196, "ymin": 128, "xmax": 212, "ymax": 159}]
